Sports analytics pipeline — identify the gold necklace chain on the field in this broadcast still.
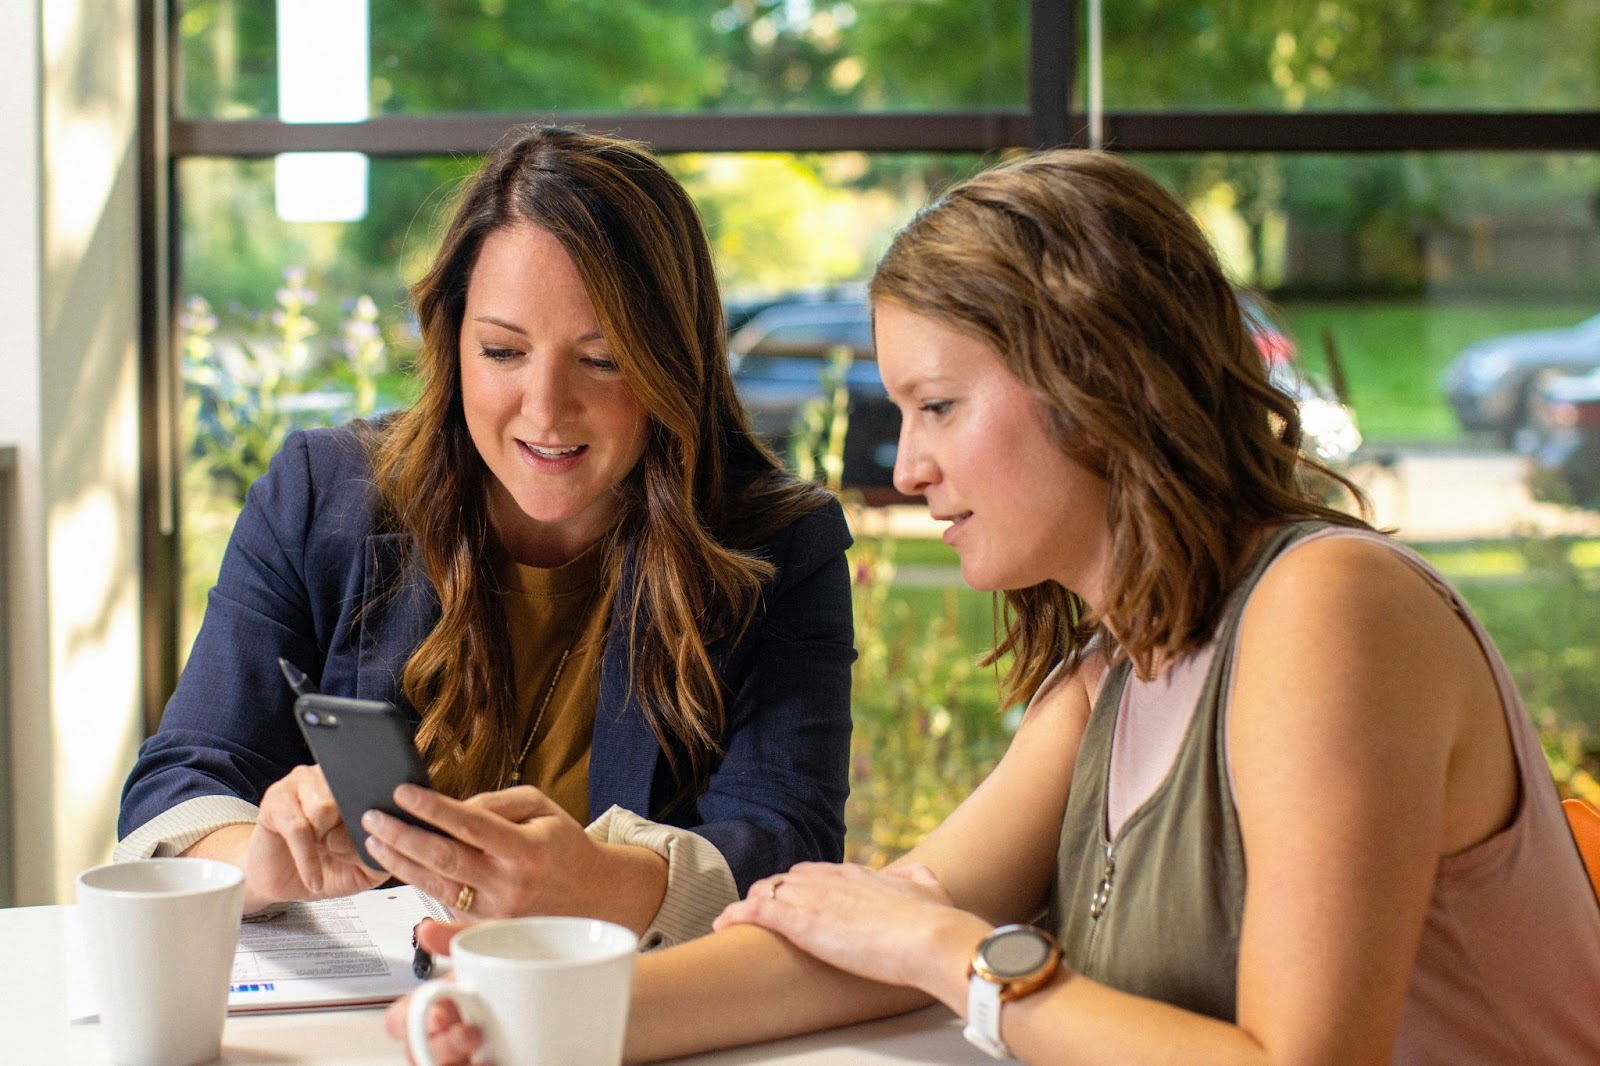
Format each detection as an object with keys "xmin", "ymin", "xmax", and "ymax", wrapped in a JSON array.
[
  {"xmin": 504, "ymin": 640, "xmax": 575, "ymax": 788},
  {"xmin": 498, "ymin": 544, "xmax": 609, "ymax": 791}
]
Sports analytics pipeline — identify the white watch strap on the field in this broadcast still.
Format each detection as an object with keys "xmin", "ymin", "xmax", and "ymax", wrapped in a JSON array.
[{"xmin": 963, "ymin": 972, "xmax": 1013, "ymax": 1059}]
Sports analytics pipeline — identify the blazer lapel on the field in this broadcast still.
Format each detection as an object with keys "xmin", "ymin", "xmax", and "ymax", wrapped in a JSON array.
[{"xmin": 589, "ymin": 542, "xmax": 660, "ymax": 821}]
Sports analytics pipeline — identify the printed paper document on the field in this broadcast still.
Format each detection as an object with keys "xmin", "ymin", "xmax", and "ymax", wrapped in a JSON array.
[{"xmin": 67, "ymin": 885, "xmax": 449, "ymax": 1018}]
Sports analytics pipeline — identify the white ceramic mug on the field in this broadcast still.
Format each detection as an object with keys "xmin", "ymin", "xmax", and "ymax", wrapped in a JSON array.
[
  {"xmin": 75, "ymin": 857, "xmax": 245, "ymax": 1066},
  {"xmin": 407, "ymin": 916, "xmax": 638, "ymax": 1066}
]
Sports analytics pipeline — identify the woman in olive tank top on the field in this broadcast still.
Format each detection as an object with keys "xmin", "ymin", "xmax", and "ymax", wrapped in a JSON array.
[{"xmin": 402, "ymin": 150, "xmax": 1600, "ymax": 1065}]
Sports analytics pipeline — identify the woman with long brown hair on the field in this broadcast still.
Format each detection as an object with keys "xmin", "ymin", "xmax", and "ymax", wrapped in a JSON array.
[
  {"xmin": 118, "ymin": 125, "xmax": 854, "ymax": 946},
  {"xmin": 403, "ymin": 147, "xmax": 1600, "ymax": 1064}
]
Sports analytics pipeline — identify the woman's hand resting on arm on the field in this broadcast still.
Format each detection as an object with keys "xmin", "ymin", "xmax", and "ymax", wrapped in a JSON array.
[
  {"xmin": 700, "ymin": 658, "xmax": 1096, "ymax": 1013},
  {"xmin": 182, "ymin": 764, "xmax": 388, "ymax": 914},
  {"xmin": 361, "ymin": 784, "xmax": 668, "ymax": 932},
  {"xmin": 714, "ymin": 862, "xmax": 991, "ymax": 1011}
]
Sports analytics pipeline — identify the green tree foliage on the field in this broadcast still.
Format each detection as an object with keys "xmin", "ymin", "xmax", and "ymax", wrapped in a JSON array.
[
  {"xmin": 368, "ymin": 0, "xmax": 721, "ymax": 113},
  {"xmin": 175, "ymin": 0, "xmax": 275, "ymax": 118},
  {"xmin": 841, "ymin": 0, "xmax": 1026, "ymax": 109},
  {"xmin": 1100, "ymin": 0, "xmax": 1597, "ymax": 111},
  {"xmin": 1451, "ymin": 536, "xmax": 1600, "ymax": 807},
  {"xmin": 1104, "ymin": 0, "xmax": 1599, "ymax": 294}
]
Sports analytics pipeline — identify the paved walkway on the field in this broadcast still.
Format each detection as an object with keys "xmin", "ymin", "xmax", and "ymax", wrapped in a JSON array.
[
  {"xmin": 850, "ymin": 448, "xmax": 1600, "ymax": 552},
  {"xmin": 1351, "ymin": 450, "xmax": 1600, "ymax": 542}
]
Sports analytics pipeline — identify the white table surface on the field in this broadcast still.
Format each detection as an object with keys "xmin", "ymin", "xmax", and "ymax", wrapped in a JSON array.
[{"xmin": 4, "ymin": 905, "xmax": 991, "ymax": 1065}]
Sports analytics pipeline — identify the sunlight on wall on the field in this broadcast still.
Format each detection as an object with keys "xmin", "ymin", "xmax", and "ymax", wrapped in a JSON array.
[
  {"xmin": 46, "ymin": 123, "xmax": 119, "ymax": 265},
  {"xmin": 42, "ymin": 0, "xmax": 134, "ymax": 274},
  {"xmin": 49, "ymin": 484, "xmax": 140, "ymax": 883},
  {"xmin": 47, "ymin": 350, "xmax": 140, "ymax": 894},
  {"xmin": 25, "ymin": 0, "xmax": 143, "ymax": 904}
]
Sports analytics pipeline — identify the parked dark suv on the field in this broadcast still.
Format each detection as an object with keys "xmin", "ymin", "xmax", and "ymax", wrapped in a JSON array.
[
  {"xmin": 728, "ymin": 300, "xmax": 902, "ymax": 492},
  {"xmin": 729, "ymin": 296, "xmax": 1362, "ymax": 496}
]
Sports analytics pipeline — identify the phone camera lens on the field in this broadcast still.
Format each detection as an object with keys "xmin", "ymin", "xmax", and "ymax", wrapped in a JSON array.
[{"xmin": 303, "ymin": 710, "xmax": 320, "ymax": 726}]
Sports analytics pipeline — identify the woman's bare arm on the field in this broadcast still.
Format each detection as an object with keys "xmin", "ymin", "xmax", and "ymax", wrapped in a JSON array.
[
  {"xmin": 621, "ymin": 656, "xmax": 1098, "ymax": 1062},
  {"xmin": 626, "ymin": 924, "xmax": 930, "ymax": 1062}
]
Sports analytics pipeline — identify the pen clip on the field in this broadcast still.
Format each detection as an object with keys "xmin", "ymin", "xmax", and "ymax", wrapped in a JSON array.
[
  {"xmin": 411, "ymin": 921, "xmax": 434, "ymax": 980},
  {"xmin": 277, "ymin": 657, "xmax": 319, "ymax": 698}
]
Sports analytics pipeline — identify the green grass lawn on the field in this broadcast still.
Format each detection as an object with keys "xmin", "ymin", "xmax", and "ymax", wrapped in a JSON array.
[
  {"xmin": 848, "ymin": 529, "xmax": 1600, "ymax": 862},
  {"xmin": 1277, "ymin": 298, "xmax": 1596, "ymax": 442},
  {"xmin": 885, "ymin": 535, "xmax": 961, "ymax": 568}
]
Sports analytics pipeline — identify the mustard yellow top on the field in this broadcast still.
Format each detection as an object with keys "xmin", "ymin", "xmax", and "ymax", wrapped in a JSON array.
[{"xmin": 498, "ymin": 544, "xmax": 611, "ymax": 823}]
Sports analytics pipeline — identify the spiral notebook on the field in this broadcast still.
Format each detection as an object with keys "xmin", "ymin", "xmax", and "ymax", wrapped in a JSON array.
[{"xmin": 67, "ymin": 884, "xmax": 451, "ymax": 1019}]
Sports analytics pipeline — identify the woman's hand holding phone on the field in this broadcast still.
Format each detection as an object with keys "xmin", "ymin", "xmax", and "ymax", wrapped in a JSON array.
[
  {"xmin": 244, "ymin": 764, "xmax": 390, "ymax": 904},
  {"xmin": 360, "ymin": 785, "xmax": 666, "ymax": 932},
  {"xmin": 360, "ymin": 785, "xmax": 594, "ymax": 918}
]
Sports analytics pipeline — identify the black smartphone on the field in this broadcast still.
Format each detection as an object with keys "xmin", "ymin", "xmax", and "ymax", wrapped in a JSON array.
[{"xmin": 291, "ymin": 693, "xmax": 440, "ymax": 868}]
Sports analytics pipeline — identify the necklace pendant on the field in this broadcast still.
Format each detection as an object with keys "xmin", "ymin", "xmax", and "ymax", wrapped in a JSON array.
[{"xmin": 508, "ymin": 770, "xmax": 521, "ymax": 786}]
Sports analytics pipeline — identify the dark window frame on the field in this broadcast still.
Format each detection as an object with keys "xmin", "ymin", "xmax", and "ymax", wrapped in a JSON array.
[{"xmin": 137, "ymin": 0, "xmax": 1600, "ymax": 727}]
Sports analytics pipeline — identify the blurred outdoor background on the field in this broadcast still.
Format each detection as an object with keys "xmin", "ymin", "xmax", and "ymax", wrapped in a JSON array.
[{"xmin": 170, "ymin": 0, "xmax": 1600, "ymax": 864}]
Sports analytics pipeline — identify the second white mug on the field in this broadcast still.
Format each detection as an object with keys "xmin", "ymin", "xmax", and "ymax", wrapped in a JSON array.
[
  {"xmin": 76, "ymin": 857, "xmax": 245, "ymax": 1066},
  {"xmin": 407, "ymin": 916, "xmax": 639, "ymax": 1066}
]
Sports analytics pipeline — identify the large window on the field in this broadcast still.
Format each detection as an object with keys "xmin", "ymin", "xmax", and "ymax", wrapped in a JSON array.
[
  {"xmin": 146, "ymin": 0, "xmax": 1600, "ymax": 858},
  {"xmin": 173, "ymin": 149, "xmax": 980, "ymax": 650},
  {"xmin": 178, "ymin": 0, "xmax": 1029, "ymax": 117}
]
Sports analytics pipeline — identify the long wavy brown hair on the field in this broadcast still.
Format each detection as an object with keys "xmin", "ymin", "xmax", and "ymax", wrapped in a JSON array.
[
  {"xmin": 370, "ymin": 125, "xmax": 830, "ymax": 799},
  {"xmin": 870, "ymin": 149, "xmax": 1370, "ymax": 700}
]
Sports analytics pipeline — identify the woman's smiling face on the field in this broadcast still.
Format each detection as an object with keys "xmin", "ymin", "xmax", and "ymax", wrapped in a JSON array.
[
  {"xmin": 459, "ymin": 222, "xmax": 649, "ymax": 567},
  {"xmin": 876, "ymin": 301, "xmax": 1112, "ymax": 606}
]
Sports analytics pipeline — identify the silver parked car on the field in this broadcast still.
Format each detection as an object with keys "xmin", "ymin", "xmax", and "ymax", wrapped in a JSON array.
[
  {"xmin": 1522, "ymin": 366, "xmax": 1600, "ymax": 508},
  {"xmin": 1439, "ymin": 312, "xmax": 1600, "ymax": 445}
]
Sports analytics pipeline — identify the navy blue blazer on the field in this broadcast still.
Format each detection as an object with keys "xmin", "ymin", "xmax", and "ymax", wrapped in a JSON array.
[{"xmin": 120, "ymin": 427, "xmax": 855, "ymax": 892}]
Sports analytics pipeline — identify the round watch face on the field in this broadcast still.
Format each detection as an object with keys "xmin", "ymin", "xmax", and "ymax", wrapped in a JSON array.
[{"xmin": 982, "ymin": 929, "xmax": 1053, "ymax": 978}]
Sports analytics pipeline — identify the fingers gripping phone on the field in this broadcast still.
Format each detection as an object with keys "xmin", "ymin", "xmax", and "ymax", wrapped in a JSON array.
[{"xmin": 288, "ymin": 690, "xmax": 440, "ymax": 869}]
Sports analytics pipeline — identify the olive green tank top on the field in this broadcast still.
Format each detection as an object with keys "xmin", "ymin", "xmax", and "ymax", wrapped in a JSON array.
[{"xmin": 1046, "ymin": 522, "xmax": 1319, "ymax": 1022}]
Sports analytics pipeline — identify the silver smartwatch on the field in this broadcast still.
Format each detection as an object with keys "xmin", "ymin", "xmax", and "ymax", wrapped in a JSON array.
[{"xmin": 963, "ymin": 924, "xmax": 1062, "ymax": 1059}]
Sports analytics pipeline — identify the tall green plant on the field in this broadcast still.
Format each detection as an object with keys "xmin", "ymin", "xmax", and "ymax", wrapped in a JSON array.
[
  {"xmin": 1455, "ymin": 534, "xmax": 1600, "ymax": 807},
  {"xmin": 341, "ymin": 294, "xmax": 389, "ymax": 419},
  {"xmin": 789, "ymin": 348, "xmax": 1016, "ymax": 866},
  {"xmin": 183, "ymin": 269, "xmax": 393, "ymax": 505},
  {"xmin": 182, "ymin": 274, "xmax": 314, "ymax": 502},
  {"xmin": 787, "ymin": 347, "xmax": 852, "ymax": 491},
  {"xmin": 178, "ymin": 269, "xmax": 395, "ymax": 653}
]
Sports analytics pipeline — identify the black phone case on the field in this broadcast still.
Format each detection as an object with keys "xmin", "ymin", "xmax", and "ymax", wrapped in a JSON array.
[{"xmin": 291, "ymin": 693, "xmax": 436, "ymax": 867}]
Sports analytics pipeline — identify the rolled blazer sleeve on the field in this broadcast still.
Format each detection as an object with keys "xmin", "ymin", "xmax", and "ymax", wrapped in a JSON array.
[{"xmin": 119, "ymin": 431, "xmax": 361, "ymax": 839}]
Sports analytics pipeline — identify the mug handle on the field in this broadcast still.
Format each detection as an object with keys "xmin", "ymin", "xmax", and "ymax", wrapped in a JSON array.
[{"xmin": 407, "ymin": 979, "xmax": 490, "ymax": 1066}]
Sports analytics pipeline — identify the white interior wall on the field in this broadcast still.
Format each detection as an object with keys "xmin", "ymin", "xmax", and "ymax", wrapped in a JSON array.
[{"xmin": 0, "ymin": 0, "xmax": 142, "ymax": 905}]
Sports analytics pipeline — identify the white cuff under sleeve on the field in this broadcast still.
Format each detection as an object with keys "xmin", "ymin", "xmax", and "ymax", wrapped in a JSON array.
[
  {"xmin": 113, "ymin": 795, "xmax": 260, "ymax": 862},
  {"xmin": 584, "ymin": 805, "xmax": 738, "ymax": 951}
]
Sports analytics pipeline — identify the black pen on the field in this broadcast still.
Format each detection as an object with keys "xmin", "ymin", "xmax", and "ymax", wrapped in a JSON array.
[
  {"xmin": 277, "ymin": 657, "xmax": 320, "ymax": 698},
  {"xmin": 411, "ymin": 922, "xmax": 433, "ymax": 979}
]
